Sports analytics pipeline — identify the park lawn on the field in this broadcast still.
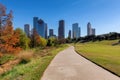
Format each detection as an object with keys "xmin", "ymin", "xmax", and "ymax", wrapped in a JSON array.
[
  {"xmin": 75, "ymin": 40, "xmax": 120, "ymax": 76},
  {"xmin": 0, "ymin": 44, "xmax": 68, "ymax": 80}
]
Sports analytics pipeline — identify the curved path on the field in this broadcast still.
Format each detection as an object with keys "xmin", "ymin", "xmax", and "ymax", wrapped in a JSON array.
[{"xmin": 41, "ymin": 46, "xmax": 120, "ymax": 80}]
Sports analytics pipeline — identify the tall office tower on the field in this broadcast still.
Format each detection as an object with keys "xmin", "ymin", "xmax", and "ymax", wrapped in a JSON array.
[
  {"xmin": 24, "ymin": 24, "xmax": 30, "ymax": 37},
  {"xmin": 68, "ymin": 30, "xmax": 71, "ymax": 38},
  {"xmin": 58, "ymin": 20, "xmax": 65, "ymax": 39},
  {"xmin": 37, "ymin": 19, "xmax": 47, "ymax": 38},
  {"xmin": 87, "ymin": 22, "xmax": 92, "ymax": 36},
  {"xmin": 44, "ymin": 23, "xmax": 48, "ymax": 39},
  {"xmin": 33, "ymin": 17, "xmax": 39, "ymax": 30},
  {"xmin": 92, "ymin": 28, "xmax": 96, "ymax": 35},
  {"xmin": 49, "ymin": 29, "xmax": 54, "ymax": 37},
  {"xmin": 78, "ymin": 27, "xmax": 81, "ymax": 37},
  {"xmin": 33, "ymin": 17, "xmax": 48, "ymax": 39},
  {"xmin": 72, "ymin": 23, "xmax": 80, "ymax": 39}
]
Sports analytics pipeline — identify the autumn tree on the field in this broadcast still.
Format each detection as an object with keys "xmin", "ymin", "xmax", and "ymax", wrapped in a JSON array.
[
  {"xmin": 0, "ymin": 3, "xmax": 6, "ymax": 36},
  {"xmin": 0, "ymin": 3, "xmax": 21, "ymax": 54},
  {"xmin": 30, "ymin": 28, "xmax": 41, "ymax": 48}
]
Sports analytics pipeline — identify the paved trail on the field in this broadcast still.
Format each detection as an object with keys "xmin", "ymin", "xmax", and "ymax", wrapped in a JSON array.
[{"xmin": 41, "ymin": 46, "xmax": 120, "ymax": 80}]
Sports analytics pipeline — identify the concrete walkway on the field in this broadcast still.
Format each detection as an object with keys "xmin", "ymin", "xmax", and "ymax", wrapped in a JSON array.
[{"xmin": 41, "ymin": 46, "xmax": 120, "ymax": 80}]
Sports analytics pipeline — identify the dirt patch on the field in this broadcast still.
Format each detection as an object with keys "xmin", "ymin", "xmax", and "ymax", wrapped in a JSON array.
[{"xmin": 0, "ymin": 59, "xmax": 21, "ymax": 75}]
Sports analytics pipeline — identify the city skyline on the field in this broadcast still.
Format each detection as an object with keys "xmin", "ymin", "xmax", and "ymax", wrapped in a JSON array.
[
  {"xmin": 0, "ymin": 0, "xmax": 120, "ymax": 37},
  {"xmin": 24, "ymin": 18, "xmax": 94, "ymax": 39}
]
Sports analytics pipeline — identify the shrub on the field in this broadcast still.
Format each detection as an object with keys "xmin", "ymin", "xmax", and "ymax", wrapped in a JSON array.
[
  {"xmin": 18, "ymin": 51, "xmax": 33, "ymax": 64},
  {"xmin": 119, "ymin": 40, "xmax": 120, "ymax": 43},
  {"xmin": 47, "ymin": 37, "xmax": 58, "ymax": 46}
]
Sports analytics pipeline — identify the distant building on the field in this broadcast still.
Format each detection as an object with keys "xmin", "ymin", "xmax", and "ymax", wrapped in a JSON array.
[
  {"xmin": 87, "ymin": 22, "xmax": 96, "ymax": 36},
  {"xmin": 58, "ymin": 20, "xmax": 65, "ymax": 39},
  {"xmin": 53, "ymin": 35, "xmax": 57, "ymax": 38},
  {"xmin": 33, "ymin": 17, "xmax": 39, "ymax": 30},
  {"xmin": 68, "ymin": 30, "xmax": 71, "ymax": 38},
  {"xmin": 92, "ymin": 28, "xmax": 96, "ymax": 35},
  {"xmin": 49, "ymin": 29, "xmax": 54, "ymax": 37},
  {"xmin": 24, "ymin": 24, "xmax": 30, "ymax": 37},
  {"xmin": 78, "ymin": 27, "xmax": 81, "ymax": 37},
  {"xmin": 48, "ymin": 29, "xmax": 57, "ymax": 38},
  {"xmin": 72, "ymin": 23, "xmax": 80, "ymax": 39},
  {"xmin": 45, "ymin": 24, "xmax": 48, "ymax": 39},
  {"xmin": 33, "ymin": 17, "xmax": 48, "ymax": 39},
  {"xmin": 87, "ymin": 22, "xmax": 92, "ymax": 36}
]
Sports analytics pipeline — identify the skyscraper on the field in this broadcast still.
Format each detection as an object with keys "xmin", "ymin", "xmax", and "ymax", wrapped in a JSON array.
[
  {"xmin": 78, "ymin": 27, "xmax": 81, "ymax": 37},
  {"xmin": 45, "ymin": 23, "xmax": 48, "ymax": 39},
  {"xmin": 87, "ymin": 22, "xmax": 92, "ymax": 36},
  {"xmin": 49, "ymin": 29, "xmax": 54, "ymax": 37},
  {"xmin": 24, "ymin": 24, "xmax": 30, "ymax": 37},
  {"xmin": 68, "ymin": 30, "xmax": 71, "ymax": 38},
  {"xmin": 33, "ymin": 17, "xmax": 47, "ymax": 39},
  {"xmin": 92, "ymin": 28, "xmax": 96, "ymax": 35},
  {"xmin": 87, "ymin": 22, "xmax": 96, "ymax": 36},
  {"xmin": 33, "ymin": 17, "xmax": 39, "ymax": 33},
  {"xmin": 58, "ymin": 20, "xmax": 65, "ymax": 39},
  {"xmin": 72, "ymin": 23, "xmax": 80, "ymax": 39}
]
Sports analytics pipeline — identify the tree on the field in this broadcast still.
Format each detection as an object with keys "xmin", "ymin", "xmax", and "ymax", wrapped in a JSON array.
[
  {"xmin": 40, "ymin": 37, "xmax": 47, "ymax": 48},
  {"xmin": 47, "ymin": 37, "xmax": 58, "ymax": 46},
  {"xmin": 0, "ymin": 3, "xmax": 21, "ymax": 54},
  {"xmin": 66, "ymin": 37, "xmax": 72, "ymax": 43},
  {"xmin": 15, "ymin": 28, "xmax": 30, "ymax": 50},
  {"xmin": 119, "ymin": 40, "xmax": 120, "ymax": 43},
  {"xmin": 30, "ymin": 29, "xmax": 41, "ymax": 48},
  {"xmin": 0, "ymin": 3, "xmax": 6, "ymax": 37}
]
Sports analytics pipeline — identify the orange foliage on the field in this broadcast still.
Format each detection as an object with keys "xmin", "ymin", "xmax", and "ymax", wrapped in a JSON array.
[
  {"xmin": 33, "ymin": 29, "xmax": 41, "ymax": 47},
  {"xmin": 0, "ymin": 3, "xmax": 21, "ymax": 54},
  {"xmin": 0, "ymin": 25, "xmax": 21, "ymax": 54}
]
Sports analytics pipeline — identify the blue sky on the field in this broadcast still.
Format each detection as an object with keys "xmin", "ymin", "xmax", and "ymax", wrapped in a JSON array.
[{"xmin": 0, "ymin": 0, "xmax": 120, "ymax": 37}]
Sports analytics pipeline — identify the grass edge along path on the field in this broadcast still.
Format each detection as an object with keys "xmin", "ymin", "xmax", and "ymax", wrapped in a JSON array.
[
  {"xmin": 75, "ymin": 40, "xmax": 120, "ymax": 77},
  {"xmin": 0, "ymin": 44, "xmax": 69, "ymax": 80}
]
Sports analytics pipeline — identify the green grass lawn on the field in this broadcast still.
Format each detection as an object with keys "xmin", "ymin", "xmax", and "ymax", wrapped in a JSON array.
[
  {"xmin": 75, "ymin": 40, "xmax": 120, "ymax": 76},
  {"xmin": 0, "ymin": 44, "xmax": 68, "ymax": 80}
]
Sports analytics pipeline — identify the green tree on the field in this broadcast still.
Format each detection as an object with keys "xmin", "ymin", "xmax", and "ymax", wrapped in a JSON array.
[
  {"xmin": 40, "ymin": 37, "xmax": 47, "ymax": 48},
  {"xmin": 47, "ymin": 37, "xmax": 58, "ymax": 46},
  {"xmin": 15, "ymin": 28, "xmax": 30, "ymax": 50}
]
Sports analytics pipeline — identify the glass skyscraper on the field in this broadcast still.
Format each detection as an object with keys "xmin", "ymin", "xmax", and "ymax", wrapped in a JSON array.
[
  {"xmin": 58, "ymin": 20, "xmax": 65, "ymax": 39},
  {"xmin": 49, "ymin": 29, "xmax": 54, "ymax": 37},
  {"xmin": 68, "ymin": 30, "xmax": 71, "ymax": 38},
  {"xmin": 87, "ymin": 22, "xmax": 96, "ymax": 36},
  {"xmin": 72, "ymin": 23, "xmax": 80, "ymax": 39},
  {"xmin": 33, "ymin": 17, "xmax": 47, "ymax": 39},
  {"xmin": 87, "ymin": 22, "xmax": 92, "ymax": 36},
  {"xmin": 24, "ymin": 24, "xmax": 30, "ymax": 37}
]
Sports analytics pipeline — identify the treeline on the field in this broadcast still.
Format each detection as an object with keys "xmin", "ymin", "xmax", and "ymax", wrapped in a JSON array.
[{"xmin": 68, "ymin": 32, "xmax": 120, "ymax": 43}]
